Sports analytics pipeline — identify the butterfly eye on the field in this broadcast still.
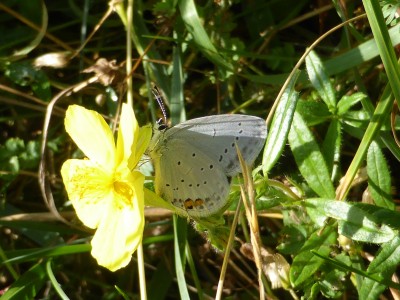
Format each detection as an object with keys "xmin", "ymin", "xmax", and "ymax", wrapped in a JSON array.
[{"xmin": 156, "ymin": 118, "xmax": 168, "ymax": 131}]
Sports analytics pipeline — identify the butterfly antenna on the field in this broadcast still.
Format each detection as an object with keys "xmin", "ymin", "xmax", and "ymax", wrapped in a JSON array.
[{"xmin": 151, "ymin": 86, "xmax": 168, "ymax": 127}]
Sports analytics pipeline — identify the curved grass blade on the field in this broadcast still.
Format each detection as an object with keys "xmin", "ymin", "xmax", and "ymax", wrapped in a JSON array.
[{"xmin": 178, "ymin": 0, "xmax": 233, "ymax": 72}]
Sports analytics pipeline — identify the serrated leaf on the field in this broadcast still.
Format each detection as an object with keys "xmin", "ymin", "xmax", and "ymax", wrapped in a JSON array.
[
  {"xmin": 339, "ymin": 221, "xmax": 394, "ymax": 244},
  {"xmin": 358, "ymin": 278, "xmax": 387, "ymax": 300},
  {"xmin": 321, "ymin": 118, "xmax": 342, "ymax": 180},
  {"xmin": 367, "ymin": 141, "xmax": 394, "ymax": 209},
  {"xmin": 296, "ymin": 99, "xmax": 331, "ymax": 126},
  {"xmin": 305, "ymin": 198, "xmax": 330, "ymax": 227},
  {"xmin": 337, "ymin": 93, "xmax": 366, "ymax": 116},
  {"xmin": 290, "ymin": 225, "xmax": 338, "ymax": 287},
  {"xmin": 288, "ymin": 112, "xmax": 335, "ymax": 198},
  {"xmin": 342, "ymin": 109, "xmax": 371, "ymax": 130},
  {"xmin": 306, "ymin": 51, "xmax": 336, "ymax": 112},
  {"xmin": 368, "ymin": 204, "xmax": 400, "ymax": 228},
  {"xmin": 306, "ymin": 199, "xmax": 395, "ymax": 243},
  {"xmin": 367, "ymin": 234, "xmax": 400, "ymax": 274},
  {"xmin": 263, "ymin": 71, "xmax": 299, "ymax": 174}
]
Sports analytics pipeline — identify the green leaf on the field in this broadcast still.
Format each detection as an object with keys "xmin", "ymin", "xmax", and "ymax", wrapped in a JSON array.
[
  {"xmin": 5, "ymin": 62, "xmax": 51, "ymax": 101},
  {"xmin": 358, "ymin": 234, "xmax": 400, "ymax": 300},
  {"xmin": 367, "ymin": 141, "xmax": 395, "ymax": 209},
  {"xmin": 277, "ymin": 225, "xmax": 307, "ymax": 255},
  {"xmin": 296, "ymin": 99, "xmax": 332, "ymax": 126},
  {"xmin": 305, "ymin": 199, "xmax": 330, "ymax": 227},
  {"xmin": 336, "ymin": 83, "xmax": 395, "ymax": 200},
  {"xmin": 288, "ymin": 111, "xmax": 335, "ymax": 198},
  {"xmin": 342, "ymin": 109, "xmax": 371, "ymax": 130},
  {"xmin": 337, "ymin": 93, "xmax": 366, "ymax": 116},
  {"xmin": 263, "ymin": 71, "xmax": 299, "ymax": 174},
  {"xmin": 0, "ymin": 263, "xmax": 47, "ymax": 300},
  {"xmin": 306, "ymin": 199, "xmax": 396, "ymax": 243},
  {"xmin": 312, "ymin": 251, "xmax": 400, "ymax": 291},
  {"xmin": 358, "ymin": 203, "xmax": 400, "ymax": 228},
  {"xmin": 194, "ymin": 217, "xmax": 229, "ymax": 251},
  {"xmin": 318, "ymin": 253, "xmax": 350, "ymax": 298},
  {"xmin": 367, "ymin": 234, "xmax": 400, "ymax": 274},
  {"xmin": 321, "ymin": 118, "xmax": 342, "ymax": 180},
  {"xmin": 358, "ymin": 278, "xmax": 387, "ymax": 300},
  {"xmin": 306, "ymin": 51, "xmax": 336, "ymax": 112},
  {"xmin": 290, "ymin": 225, "xmax": 338, "ymax": 287}
]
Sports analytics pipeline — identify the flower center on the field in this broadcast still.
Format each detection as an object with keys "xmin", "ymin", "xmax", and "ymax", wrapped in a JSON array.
[{"xmin": 113, "ymin": 181, "xmax": 133, "ymax": 207}]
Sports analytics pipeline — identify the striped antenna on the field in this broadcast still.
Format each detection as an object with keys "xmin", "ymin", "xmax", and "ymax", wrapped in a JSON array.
[{"xmin": 151, "ymin": 86, "xmax": 168, "ymax": 127}]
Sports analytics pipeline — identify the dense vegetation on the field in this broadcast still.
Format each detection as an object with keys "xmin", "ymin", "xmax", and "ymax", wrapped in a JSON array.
[{"xmin": 1, "ymin": 0, "xmax": 400, "ymax": 299}]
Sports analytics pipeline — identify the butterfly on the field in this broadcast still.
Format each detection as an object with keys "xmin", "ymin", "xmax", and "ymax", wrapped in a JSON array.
[{"xmin": 148, "ymin": 114, "xmax": 268, "ymax": 218}]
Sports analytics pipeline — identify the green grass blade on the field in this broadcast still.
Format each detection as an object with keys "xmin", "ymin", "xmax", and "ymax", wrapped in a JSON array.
[
  {"xmin": 173, "ymin": 216, "xmax": 190, "ymax": 299},
  {"xmin": 0, "ymin": 263, "xmax": 47, "ymax": 300},
  {"xmin": 336, "ymin": 84, "xmax": 394, "ymax": 200},
  {"xmin": 46, "ymin": 260, "xmax": 69, "ymax": 300},
  {"xmin": 3, "ymin": 244, "xmax": 91, "ymax": 264},
  {"xmin": 178, "ymin": 0, "xmax": 233, "ymax": 73},
  {"xmin": 115, "ymin": 1, "xmax": 171, "ymax": 98},
  {"xmin": 363, "ymin": 0, "xmax": 400, "ymax": 108},
  {"xmin": 170, "ymin": 43, "xmax": 186, "ymax": 124},
  {"xmin": 312, "ymin": 251, "xmax": 400, "ymax": 290}
]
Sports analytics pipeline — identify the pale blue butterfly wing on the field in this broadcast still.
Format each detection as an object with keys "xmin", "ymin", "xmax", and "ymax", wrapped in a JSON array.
[
  {"xmin": 169, "ymin": 115, "xmax": 267, "ymax": 176},
  {"xmin": 149, "ymin": 114, "xmax": 268, "ymax": 218},
  {"xmin": 150, "ymin": 138, "xmax": 231, "ymax": 217}
]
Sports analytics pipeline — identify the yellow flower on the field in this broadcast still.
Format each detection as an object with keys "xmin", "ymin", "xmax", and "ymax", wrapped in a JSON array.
[{"xmin": 61, "ymin": 104, "xmax": 151, "ymax": 271}]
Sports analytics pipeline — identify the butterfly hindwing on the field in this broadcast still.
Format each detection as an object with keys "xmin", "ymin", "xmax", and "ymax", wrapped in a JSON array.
[{"xmin": 151, "ymin": 138, "xmax": 230, "ymax": 218}]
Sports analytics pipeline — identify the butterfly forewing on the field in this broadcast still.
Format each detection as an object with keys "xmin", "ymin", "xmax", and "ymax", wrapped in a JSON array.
[{"xmin": 165, "ymin": 115, "xmax": 267, "ymax": 176}]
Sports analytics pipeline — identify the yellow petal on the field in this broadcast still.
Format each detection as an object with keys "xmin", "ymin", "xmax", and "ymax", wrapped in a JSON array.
[
  {"xmin": 61, "ymin": 159, "xmax": 113, "ymax": 229},
  {"xmin": 91, "ymin": 174, "xmax": 145, "ymax": 271},
  {"xmin": 65, "ymin": 105, "xmax": 116, "ymax": 170},
  {"xmin": 130, "ymin": 124, "xmax": 152, "ymax": 168},
  {"xmin": 116, "ymin": 103, "xmax": 138, "ymax": 167}
]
